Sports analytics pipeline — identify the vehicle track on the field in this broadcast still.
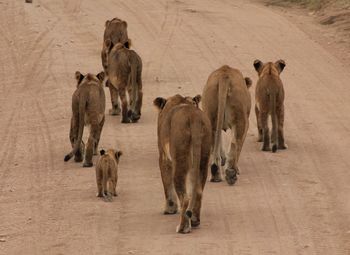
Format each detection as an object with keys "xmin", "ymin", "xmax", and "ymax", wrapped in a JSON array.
[{"xmin": 0, "ymin": 0, "xmax": 349, "ymax": 254}]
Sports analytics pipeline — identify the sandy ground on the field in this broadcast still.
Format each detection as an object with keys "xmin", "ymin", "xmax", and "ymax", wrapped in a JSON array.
[
  {"xmin": 261, "ymin": 0, "xmax": 350, "ymax": 74},
  {"xmin": 0, "ymin": 0, "xmax": 349, "ymax": 254}
]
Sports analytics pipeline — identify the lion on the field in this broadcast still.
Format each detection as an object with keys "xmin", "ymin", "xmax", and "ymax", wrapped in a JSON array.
[
  {"xmin": 103, "ymin": 41, "xmax": 143, "ymax": 123},
  {"xmin": 64, "ymin": 71, "xmax": 106, "ymax": 167},
  {"xmin": 253, "ymin": 59, "xmax": 287, "ymax": 152},
  {"xmin": 202, "ymin": 65, "xmax": 252, "ymax": 185},
  {"xmin": 154, "ymin": 94, "xmax": 212, "ymax": 234},
  {"xmin": 101, "ymin": 17, "xmax": 131, "ymax": 116},
  {"xmin": 95, "ymin": 149, "xmax": 122, "ymax": 198}
]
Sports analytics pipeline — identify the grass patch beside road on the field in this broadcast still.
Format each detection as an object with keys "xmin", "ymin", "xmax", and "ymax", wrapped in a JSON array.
[{"xmin": 267, "ymin": 0, "xmax": 350, "ymax": 10}]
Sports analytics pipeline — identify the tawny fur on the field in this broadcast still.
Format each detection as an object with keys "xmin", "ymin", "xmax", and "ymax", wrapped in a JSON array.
[
  {"xmin": 154, "ymin": 94, "xmax": 212, "ymax": 234},
  {"xmin": 254, "ymin": 59, "xmax": 287, "ymax": 152},
  {"xmin": 103, "ymin": 42, "xmax": 143, "ymax": 123},
  {"xmin": 64, "ymin": 71, "xmax": 106, "ymax": 167},
  {"xmin": 101, "ymin": 17, "xmax": 131, "ymax": 116},
  {"xmin": 95, "ymin": 149, "xmax": 122, "ymax": 198},
  {"xmin": 202, "ymin": 65, "xmax": 252, "ymax": 185}
]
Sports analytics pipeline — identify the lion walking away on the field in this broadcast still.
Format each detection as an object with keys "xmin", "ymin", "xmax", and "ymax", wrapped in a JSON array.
[
  {"xmin": 101, "ymin": 17, "xmax": 131, "ymax": 116},
  {"xmin": 102, "ymin": 41, "xmax": 143, "ymax": 123},
  {"xmin": 202, "ymin": 65, "xmax": 252, "ymax": 185},
  {"xmin": 64, "ymin": 71, "xmax": 106, "ymax": 167},
  {"xmin": 253, "ymin": 59, "xmax": 287, "ymax": 153},
  {"xmin": 95, "ymin": 148, "xmax": 122, "ymax": 200},
  {"xmin": 154, "ymin": 94, "xmax": 212, "ymax": 234}
]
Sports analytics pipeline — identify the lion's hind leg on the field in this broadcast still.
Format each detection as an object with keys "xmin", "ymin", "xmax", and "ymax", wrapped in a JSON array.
[
  {"xmin": 108, "ymin": 81, "xmax": 121, "ymax": 116},
  {"xmin": 132, "ymin": 81, "xmax": 143, "ymax": 122},
  {"xmin": 96, "ymin": 165, "xmax": 104, "ymax": 198},
  {"xmin": 277, "ymin": 105, "xmax": 287, "ymax": 150},
  {"xmin": 255, "ymin": 105, "xmax": 263, "ymax": 142},
  {"xmin": 119, "ymin": 86, "xmax": 132, "ymax": 123},
  {"xmin": 83, "ymin": 124, "xmax": 99, "ymax": 167},
  {"xmin": 192, "ymin": 149, "xmax": 210, "ymax": 228},
  {"xmin": 173, "ymin": 158, "xmax": 191, "ymax": 234},
  {"xmin": 93, "ymin": 117, "xmax": 105, "ymax": 156},
  {"xmin": 159, "ymin": 155, "xmax": 178, "ymax": 214},
  {"xmin": 260, "ymin": 110, "xmax": 271, "ymax": 151}
]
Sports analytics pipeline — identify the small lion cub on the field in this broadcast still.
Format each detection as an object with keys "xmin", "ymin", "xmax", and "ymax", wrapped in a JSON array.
[{"xmin": 95, "ymin": 149, "xmax": 122, "ymax": 199}]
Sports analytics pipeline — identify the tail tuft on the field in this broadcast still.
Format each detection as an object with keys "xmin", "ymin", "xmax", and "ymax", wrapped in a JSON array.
[
  {"xmin": 64, "ymin": 154, "xmax": 72, "ymax": 162},
  {"xmin": 272, "ymin": 144, "xmax": 277, "ymax": 153},
  {"xmin": 100, "ymin": 149, "xmax": 105, "ymax": 156},
  {"xmin": 211, "ymin": 163, "xmax": 219, "ymax": 176},
  {"xmin": 185, "ymin": 210, "xmax": 192, "ymax": 219}
]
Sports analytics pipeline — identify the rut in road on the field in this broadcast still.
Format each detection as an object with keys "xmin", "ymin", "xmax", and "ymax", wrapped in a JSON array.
[{"xmin": 0, "ymin": 0, "xmax": 349, "ymax": 254}]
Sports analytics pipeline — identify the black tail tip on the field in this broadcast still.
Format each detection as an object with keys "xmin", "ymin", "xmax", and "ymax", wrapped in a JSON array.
[
  {"xmin": 211, "ymin": 164, "xmax": 219, "ymax": 176},
  {"xmin": 100, "ymin": 149, "xmax": 105, "ymax": 156},
  {"xmin": 272, "ymin": 145, "xmax": 277, "ymax": 153},
  {"xmin": 64, "ymin": 154, "xmax": 71, "ymax": 162},
  {"xmin": 185, "ymin": 210, "xmax": 192, "ymax": 219}
]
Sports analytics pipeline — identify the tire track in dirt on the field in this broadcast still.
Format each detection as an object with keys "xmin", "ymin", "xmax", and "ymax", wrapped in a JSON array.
[{"xmin": 1, "ymin": 0, "xmax": 350, "ymax": 254}]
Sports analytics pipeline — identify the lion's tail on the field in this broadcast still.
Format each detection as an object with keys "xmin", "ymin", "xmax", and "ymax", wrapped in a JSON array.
[
  {"xmin": 210, "ymin": 75, "xmax": 229, "ymax": 176},
  {"xmin": 270, "ymin": 92, "xmax": 278, "ymax": 153},
  {"xmin": 186, "ymin": 114, "xmax": 203, "ymax": 220},
  {"xmin": 64, "ymin": 94, "xmax": 87, "ymax": 162}
]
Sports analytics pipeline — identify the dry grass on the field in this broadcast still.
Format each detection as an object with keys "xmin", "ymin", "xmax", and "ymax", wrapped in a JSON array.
[{"xmin": 267, "ymin": 0, "xmax": 350, "ymax": 10}]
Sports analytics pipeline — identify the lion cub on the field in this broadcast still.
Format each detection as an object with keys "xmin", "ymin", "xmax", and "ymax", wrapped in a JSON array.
[
  {"xmin": 253, "ymin": 59, "xmax": 287, "ymax": 152},
  {"xmin": 95, "ymin": 149, "xmax": 122, "ymax": 198}
]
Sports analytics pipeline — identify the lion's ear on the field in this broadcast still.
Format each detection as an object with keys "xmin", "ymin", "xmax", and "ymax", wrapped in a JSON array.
[
  {"xmin": 122, "ymin": 21, "xmax": 128, "ymax": 28},
  {"xmin": 75, "ymin": 71, "xmax": 84, "ymax": 84},
  {"xmin": 96, "ymin": 71, "xmax": 105, "ymax": 82},
  {"xmin": 153, "ymin": 97, "xmax": 167, "ymax": 110},
  {"xmin": 105, "ymin": 20, "xmax": 110, "ymax": 27},
  {"xmin": 193, "ymin": 94, "xmax": 202, "ymax": 105},
  {"xmin": 115, "ymin": 151, "xmax": 122, "ymax": 161},
  {"xmin": 253, "ymin": 59, "xmax": 263, "ymax": 73},
  {"xmin": 275, "ymin": 59, "xmax": 286, "ymax": 74},
  {"xmin": 124, "ymin": 39, "xmax": 131, "ymax": 49},
  {"xmin": 244, "ymin": 77, "xmax": 252, "ymax": 88}
]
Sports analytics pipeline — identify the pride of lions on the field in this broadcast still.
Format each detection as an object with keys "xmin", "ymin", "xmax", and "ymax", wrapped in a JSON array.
[{"xmin": 64, "ymin": 17, "xmax": 287, "ymax": 234}]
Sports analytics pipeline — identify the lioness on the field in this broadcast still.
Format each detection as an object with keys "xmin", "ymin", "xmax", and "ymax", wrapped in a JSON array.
[
  {"xmin": 154, "ymin": 94, "xmax": 212, "ymax": 234},
  {"xmin": 202, "ymin": 65, "xmax": 252, "ymax": 185},
  {"xmin": 101, "ymin": 17, "xmax": 131, "ymax": 116},
  {"xmin": 95, "ymin": 149, "xmax": 122, "ymax": 198},
  {"xmin": 103, "ymin": 41, "xmax": 143, "ymax": 123},
  {"xmin": 64, "ymin": 71, "xmax": 106, "ymax": 167},
  {"xmin": 253, "ymin": 59, "xmax": 287, "ymax": 152}
]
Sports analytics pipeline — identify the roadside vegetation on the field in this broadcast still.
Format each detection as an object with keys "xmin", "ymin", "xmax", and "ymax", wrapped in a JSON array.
[{"xmin": 268, "ymin": 0, "xmax": 350, "ymax": 10}]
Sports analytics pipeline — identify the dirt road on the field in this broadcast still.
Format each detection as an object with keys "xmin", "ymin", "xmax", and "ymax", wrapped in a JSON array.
[{"xmin": 0, "ymin": 0, "xmax": 349, "ymax": 254}]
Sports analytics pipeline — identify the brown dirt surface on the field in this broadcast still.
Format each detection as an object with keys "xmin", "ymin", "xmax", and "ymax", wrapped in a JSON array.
[
  {"xmin": 0, "ymin": 0, "xmax": 349, "ymax": 254},
  {"xmin": 262, "ymin": 0, "xmax": 350, "ymax": 70}
]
